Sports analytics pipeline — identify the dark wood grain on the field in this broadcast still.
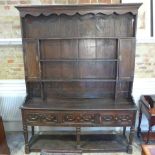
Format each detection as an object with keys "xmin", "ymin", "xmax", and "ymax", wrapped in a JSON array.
[
  {"xmin": 0, "ymin": 116, "xmax": 10, "ymax": 155},
  {"xmin": 119, "ymin": 39, "xmax": 135, "ymax": 78},
  {"xmin": 16, "ymin": 4, "xmax": 141, "ymax": 154}
]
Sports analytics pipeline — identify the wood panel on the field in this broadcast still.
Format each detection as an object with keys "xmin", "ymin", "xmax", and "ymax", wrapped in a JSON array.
[
  {"xmin": 78, "ymin": 61, "xmax": 116, "ymax": 79},
  {"xmin": 119, "ymin": 39, "xmax": 135, "ymax": 78},
  {"xmin": 27, "ymin": 82, "xmax": 41, "ymax": 98},
  {"xmin": 60, "ymin": 14, "xmax": 78, "ymax": 37},
  {"xmin": 44, "ymin": 82, "xmax": 115, "ymax": 98},
  {"xmin": 24, "ymin": 15, "xmax": 60, "ymax": 38},
  {"xmin": 117, "ymin": 81, "xmax": 131, "ymax": 99},
  {"xmin": 42, "ymin": 62, "xmax": 77, "ymax": 79},
  {"xmin": 95, "ymin": 14, "xmax": 115, "ymax": 37},
  {"xmin": 96, "ymin": 39, "xmax": 117, "ymax": 59},
  {"xmin": 79, "ymin": 39, "xmax": 96, "ymax": 59},
  {"xmin": 114, "ymin": 13, "xmax": 134, "ymax": 37},
  {"xmin": 23, "ymin": 40, "xmax": 39, "ymax": 80},
  {"xmin": 40, "ymin": 40, "xmax": 61, "ymax": 59},
  {"xmin": 40, "ymin": 39, "xmax": 117, "ymax": 60},
  {"xmin": 78, "ymin": 14, "xmax": 96, "ymax": 37},
  {"xmin": 61, "ymin": 40, "xmax": 78, "ymax": 59},
  {"xmin": 23, "ymin": 13, "xmax": 134, "ymax": 39},
  {"xmin": 0, "ymin": 116, "xmax": 10, "ymax": 155}
]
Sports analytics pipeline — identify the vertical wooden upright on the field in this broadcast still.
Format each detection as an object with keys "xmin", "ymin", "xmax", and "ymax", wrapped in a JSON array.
[{"xmin": 0, "ymin": 116, "xmax": 10, "ymax": 155}]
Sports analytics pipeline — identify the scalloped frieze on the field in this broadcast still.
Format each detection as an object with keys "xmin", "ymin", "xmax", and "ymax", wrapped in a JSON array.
[{"xmin": 16, "ymin": 4, "xmax": 141, "ymax": 17}]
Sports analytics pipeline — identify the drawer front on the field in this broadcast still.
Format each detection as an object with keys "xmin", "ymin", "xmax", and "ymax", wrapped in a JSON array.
[
  {"xmin": 100, "ymin": 111, "xmax": 134, "ymax": 126},
  {"xmin": 24, "ymin": 111, "xmax": 59, "ymax": 125},
  {"xmin": 22, "ymin": 110, "xmax": 135, "ymax": 126},
  {"xmin": 62, "ymin": 112, "xmax": 97, "ymax": 126}
]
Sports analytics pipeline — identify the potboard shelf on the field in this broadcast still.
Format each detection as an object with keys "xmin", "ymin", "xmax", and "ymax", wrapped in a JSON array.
[{"xmin": 29, "ymin": 134, "xmax": 128, "ymax": 153}]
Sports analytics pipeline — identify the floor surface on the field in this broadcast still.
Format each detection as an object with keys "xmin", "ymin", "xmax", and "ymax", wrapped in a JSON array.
[{"xmin": 6, "ymin": 132, "xmax": 143, "ymax": 155}]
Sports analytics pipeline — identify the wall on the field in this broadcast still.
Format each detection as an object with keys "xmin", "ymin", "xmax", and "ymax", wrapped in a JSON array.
[
  {"xmin": 0, "ymin": 45, "xmax": 24, "ymax": 79},
  {"xmin": 135, "ymin": 42, "xmax": 155, "ymax": 78}
]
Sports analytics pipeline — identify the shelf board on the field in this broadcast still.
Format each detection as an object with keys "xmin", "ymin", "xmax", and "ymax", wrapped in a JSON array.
[
  {"xmin": 119, "ymin": 91, "xmax": 129, "ymax": 93},
  {"xmin": 26, "ymin": 78, "xmax": 133, "ymax": 82},
  {"xmin": 119, "ymin": 77, "xmax": 133, "ymax": 81},
  {"xmin": 40, "ymin": 59, "xmax": 118, "ymax": 62},
  {"xmin": 29, "ymin": 134, "xmax": 128, "ymax": 153},
  {"xmin": 40, "ymin": 79, "xmax": 117, "ymax": 82},
  {"xmin": 23, "ymin": 98, "xmax": 136, "ymax": 110}
]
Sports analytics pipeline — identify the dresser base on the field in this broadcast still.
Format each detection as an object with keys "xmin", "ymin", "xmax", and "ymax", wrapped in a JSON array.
[{"xmin": 21, "ymin": 100, "xmax": 136, "ymax": 154}]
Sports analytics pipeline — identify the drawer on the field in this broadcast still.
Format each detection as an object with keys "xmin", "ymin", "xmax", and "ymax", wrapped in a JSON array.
[
  {"xmin": 22, "ymin": 110, "xmax": 135, "ymax": 126},
  {"xmin": 24, "ymin": 111, "xmax": 59, "ymax": 125},
  {"xmin": 100, "ymin": 111, "xmax": 134, "ymax": 126},
  {"xmin": 62, "ymin": 112, "xmax": 97, "ymax": 126}
]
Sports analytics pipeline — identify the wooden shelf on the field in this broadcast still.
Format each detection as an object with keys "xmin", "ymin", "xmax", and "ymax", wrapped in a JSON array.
[
  {"xmin": 23, "ymin": 36, "xmax": 135, "ymax": 41},
  {"xmin": 40, "ymin": 79, "xmax": 117, "ymax": 82},
  {"xmin": 26, "ymin": 78, "xmax": 133, "ymax": 82},
  {"xmin": 40, "ymin": 59, "xmax": 119, "ymax": 62},
  {"xmin": 29, "ymin": 134, "xmax": 128, "ymax": 153}
]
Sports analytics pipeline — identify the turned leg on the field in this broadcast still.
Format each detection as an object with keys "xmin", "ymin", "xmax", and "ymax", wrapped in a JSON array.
[
  {"xmin": 137, "ymin": 108, "xmax": 142, "ymax": 138},
  {"xmin": 127, "ymin": 126, "xmax": 135, "ymax": 154},
  {"xmin": 123, "ymin": 126, "xmax": 126, "ymax": 136},
  {"xmin": 23, "ymin": 123, "xmax": 30, "ymax": 154},
  {"xmin": 146, "ymin": 122, "xmax": 152, "ymax": 144},
  {"xmin": 76, "ymin": 127, "xmax": 81, "ymax": 149},
  {"xmin": 31, "ymin": 126, "xmax": 34, "ymax": 136}
]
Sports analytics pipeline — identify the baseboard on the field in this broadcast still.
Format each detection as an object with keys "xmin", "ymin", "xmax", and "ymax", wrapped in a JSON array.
[{"xmin": 0, "ymin": 80, "xmax": 26, "ymax": 96}]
